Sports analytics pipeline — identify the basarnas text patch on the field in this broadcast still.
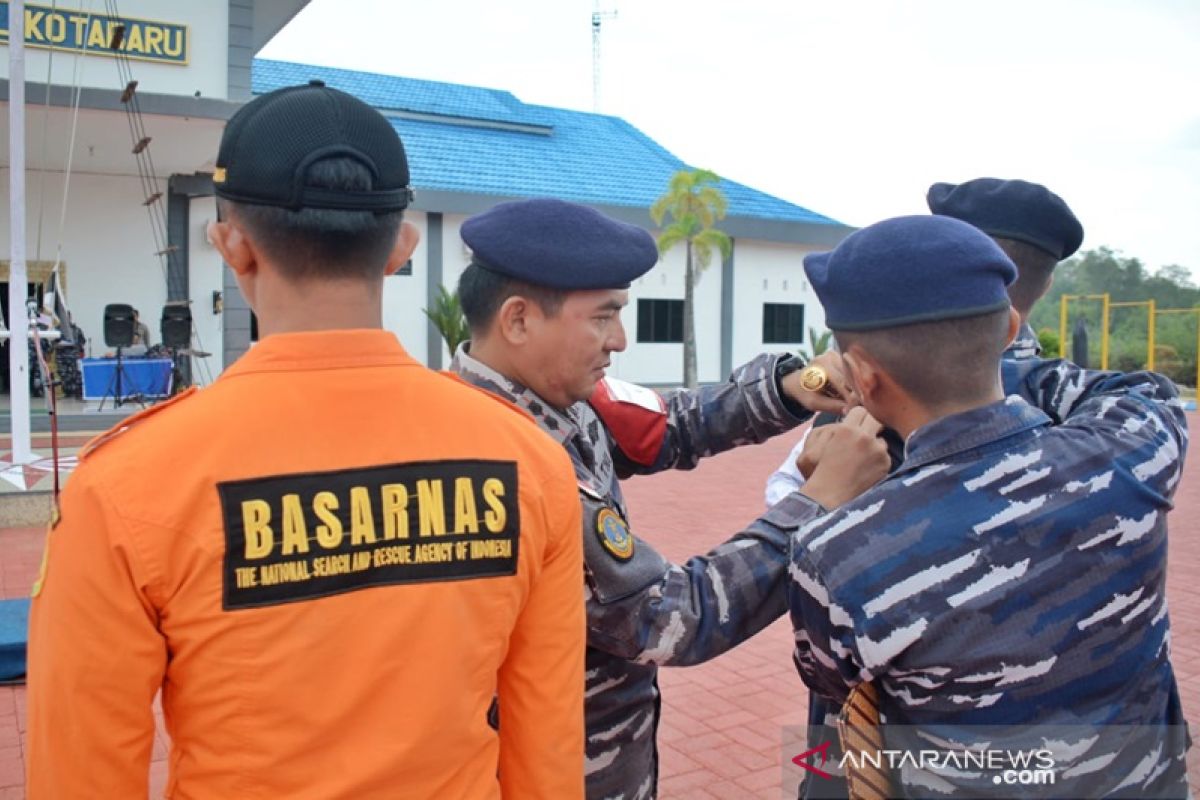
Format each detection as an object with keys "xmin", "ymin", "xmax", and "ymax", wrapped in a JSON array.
[{"xmin": 218, "ymin": 459, "xmax": 520, "ymax": 610}]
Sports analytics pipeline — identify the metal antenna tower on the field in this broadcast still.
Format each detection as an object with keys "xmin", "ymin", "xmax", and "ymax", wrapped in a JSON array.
[{"xmin": 592, "ymin": 0, "xmax": 617, "ymax": 112}]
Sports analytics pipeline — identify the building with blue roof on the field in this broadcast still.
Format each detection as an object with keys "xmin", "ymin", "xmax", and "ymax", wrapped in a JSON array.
[
  {"xmin": 242, "ymin": 59, "xmax": 852, "ymax": 383},
  {"xmin": 1, "ymin": 3, "xmax": 852, "ymax": 400},
  {"xmin": 253, "ymin": 59, "xmax": 842, "ymax": 231}
]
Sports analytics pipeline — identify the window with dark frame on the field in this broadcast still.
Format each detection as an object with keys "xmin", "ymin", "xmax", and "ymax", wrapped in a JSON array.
[
  {"xmin": 637, "ymin": 298, "xmax": 684, "ymax": 343},
  {"xmin": 762, "ymin": 303, "xmax": 805, "ymax": 344}
]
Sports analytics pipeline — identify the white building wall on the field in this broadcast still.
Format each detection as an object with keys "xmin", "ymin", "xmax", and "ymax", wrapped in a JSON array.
[
  {"xmin": 616, "ymin": 243, "xmax": 723, "ymax": 386},
  {"xmin": 380, "ymin": 210, "xmax": 427, "ymax": 359},
  {"xmin": 188, "ymin": 195, "xmax": 223, "ymax": 380},
  {"xmin": 441, "ymin": 213, "xmax": 471, "ymax": 292},
  {"xmin": 730, "ymin": 239, "xmax": 827, "ymax": 369},
  {"xmin": 0, "ymin": 168, "xmax": 167, "ymax": 357},
  {"xmin": 434, "ymin": 212, "xmax": 471, "ymax": 362},
  {"xmin": 0, "ymin": 1, "xmax": 230, "ymax": 100}
]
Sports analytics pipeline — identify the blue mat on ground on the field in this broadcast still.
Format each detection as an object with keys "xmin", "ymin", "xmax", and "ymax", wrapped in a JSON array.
[{"xmin": 0, "ymin": 598, "xmax": 30, "ymax": 683}]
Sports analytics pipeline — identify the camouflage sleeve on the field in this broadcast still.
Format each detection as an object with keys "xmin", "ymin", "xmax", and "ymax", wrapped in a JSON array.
[
  {"xmin": 1002, "ymin": 357, "xmax": 1181, "ymax": 425},
  {"xmin": 788, "ymin": 543, "xmax": 864, "ymax": 706},
  {"xmin": 582, "ymin": 491, "xmax": 825, "ymax": 666},
  {"xmin": 1002, "ymin": 358, "xmax": 1188, "ymax": 496},
  {"xmin": 614, "ymin": 353, "xmax": 811, "ymax": 477}
]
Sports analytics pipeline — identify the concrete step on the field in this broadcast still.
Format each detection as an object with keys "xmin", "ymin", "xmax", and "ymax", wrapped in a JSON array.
[{"xmin": 0, "ymin": 492, "xmax": 53, "ymax": 527}]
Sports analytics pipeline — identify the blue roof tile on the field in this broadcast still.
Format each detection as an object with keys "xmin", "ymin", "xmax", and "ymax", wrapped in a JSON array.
[{"xmin": 253, "ymin": 59, "xmax": 841, "ymax": 226}]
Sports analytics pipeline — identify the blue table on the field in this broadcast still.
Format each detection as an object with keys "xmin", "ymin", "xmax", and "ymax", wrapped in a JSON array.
[
  {"xmin": 0, "ymin": 599, "xmax": 29, "ymax": 682},
  {"xmin": 81, "ymin": 357, "xmax": 173, "ymax": 401}
]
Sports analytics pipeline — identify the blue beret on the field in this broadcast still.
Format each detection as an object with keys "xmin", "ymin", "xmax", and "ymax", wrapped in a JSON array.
[
  {"xmin": 461, "ymin": 198, "xmax": 659, "ymax": 290},
  {"xmin": 927, "ymin": 178, "xmax": 1084, "ymax": 260},
  {"xmin": 803, "ymin": 215, "xmax": 1017, "ymax": 332}
]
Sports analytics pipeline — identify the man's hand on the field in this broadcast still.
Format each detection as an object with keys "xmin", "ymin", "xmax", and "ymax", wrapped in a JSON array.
[
  {"xmin": 798, "ymin": 408, "xmax": 891, "ymax": 509},
  {"xmin": 780, "ymin": 352, "xmax": 856, "ymax": 416}
]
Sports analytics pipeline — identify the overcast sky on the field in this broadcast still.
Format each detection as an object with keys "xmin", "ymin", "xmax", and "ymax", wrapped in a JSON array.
[{"xmin": 261, "ymin": 0, "xmax": 1200, "ymax": 278}]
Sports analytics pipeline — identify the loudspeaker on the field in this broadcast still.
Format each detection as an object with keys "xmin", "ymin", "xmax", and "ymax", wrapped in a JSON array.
[
  {"xmin": 161, "ymin": 302, "xmax": 192, "ymax": 349},
  {"xmin": 103, "ymin": 304, "xmax": 135, "ymax": 348}
]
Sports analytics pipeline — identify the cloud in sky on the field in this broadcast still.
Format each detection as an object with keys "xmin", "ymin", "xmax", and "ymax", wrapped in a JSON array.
[{"xmin": 261, "ymin": 0, "xmax": 1200, "ymax": 275}]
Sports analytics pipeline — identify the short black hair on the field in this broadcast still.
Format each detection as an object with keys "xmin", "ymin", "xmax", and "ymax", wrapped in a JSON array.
[
  {"xmin": 218, "ymin": 156, "xmax": 402, "ymax": 281},
  {"xmin": 992, "ymin": 236, "xmax": 1058, "ymax": 317},
  {"xmin": 835, "ymin": 308, "xmax": 1012, "ymax": 408},
  {"xmin": 457, "ymin": 261, "xmax": 568, "ymax": 332}
]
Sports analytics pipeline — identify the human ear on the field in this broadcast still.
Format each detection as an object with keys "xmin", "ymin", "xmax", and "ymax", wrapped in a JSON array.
[
  {"xmin": 383, "ymin": 221, "xmax": 420, "ymax": 276},
  {"xmin": 208, "ymin": 219, "xmax": 259, "ymax": 309},
  {"xmin": 842, "ymin": 347, "xmax": 879, "ymax": 406},
  {"xmin": 1004, "ymin": 306, "xmax": 1021, "ymax": 347},
  {"xmin": 496, "ymin": 296, "xmax": 532, "ymax": 346},
  {"xmin": 207, "ymin": 219, "xmax": 255, "ymax": 279}
]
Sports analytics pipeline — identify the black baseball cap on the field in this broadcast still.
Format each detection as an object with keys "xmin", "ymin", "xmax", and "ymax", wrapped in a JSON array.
[{"xmin": 213, "ymin": 80, "xmax": 413, "ymax": 212}]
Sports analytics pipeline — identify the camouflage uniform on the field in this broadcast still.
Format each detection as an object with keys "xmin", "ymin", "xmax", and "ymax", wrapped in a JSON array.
[
  {"xmin": 789, "ymin": 356, "xmax": 1190, "ymax": 798},
  {"xmin": 453, "ymin": 347, "xmax": 821, "ymax": 800},
  {"xmin": 799, "ymin": 321, "xmax": 1050, "ymax": 798},
  {"xmin": 1004, "ymin": 320, "xmax": 1042, "ymax": 360}
]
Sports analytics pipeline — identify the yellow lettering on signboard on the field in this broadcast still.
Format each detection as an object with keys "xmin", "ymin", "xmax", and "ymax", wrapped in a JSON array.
[
  {"xmin": 124, "ymin": 23, "xmax": 141, "ymax": 53},
  {"xmin": 143, "ymin": 24, "xmax": 162, "ymax": 55},
  {"xmin": 1, "ymin": 4, "xmax": 189, "ymax": 65},
  {"xmin": 86, "ymin": 18, "xmax": 106, "ymax": 48},
  {"xmin": 44, "ymin": 12, "xmax": 64, "ymax": 43},
  {"xmin": 163, "ymin": 27, "xmax": 183, "ymax": 57}
]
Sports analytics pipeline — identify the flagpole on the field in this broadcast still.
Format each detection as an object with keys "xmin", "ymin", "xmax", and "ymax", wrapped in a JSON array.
[{"xmin": 8, "ymin": 0, "xmax": 34, "ymax": 465}]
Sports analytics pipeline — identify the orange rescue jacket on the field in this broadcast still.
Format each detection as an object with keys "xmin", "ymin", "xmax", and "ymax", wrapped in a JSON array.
[{"xmin": 27, "ymin": 330, "xmax": 585, "ymax": 799}]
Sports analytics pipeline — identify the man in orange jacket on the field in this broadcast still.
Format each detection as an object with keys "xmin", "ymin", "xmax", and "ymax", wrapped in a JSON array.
[{"xmin": 26, "ymin": 81, "xmax": 586, "ymax": 799}]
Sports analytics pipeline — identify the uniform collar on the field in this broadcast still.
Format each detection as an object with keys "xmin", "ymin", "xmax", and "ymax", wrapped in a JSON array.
[
  {"xmin": 900, "ymin": 396, "xmax": 1051, "ymax": 473},
  {"xmin": 1004, "ymin": 322, "xmax": 1042, "ymax": 360},
  {"xmin": 450, "ymin": 343, "xmax": 580, "ymax": 445},
  {"xmin": 221, "ymin": 329, "xmax": 416, "ymax": 378}
]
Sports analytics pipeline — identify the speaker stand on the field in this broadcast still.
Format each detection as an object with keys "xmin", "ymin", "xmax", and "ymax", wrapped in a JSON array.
[{"xmin": 98, "ymin": 348, "xmax": 145, "ymax": 411}]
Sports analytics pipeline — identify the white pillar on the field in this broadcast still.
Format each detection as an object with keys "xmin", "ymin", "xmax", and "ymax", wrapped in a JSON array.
[{"xmin": 8, "ymin": 0, "xmax": 34, "ymax": 465}]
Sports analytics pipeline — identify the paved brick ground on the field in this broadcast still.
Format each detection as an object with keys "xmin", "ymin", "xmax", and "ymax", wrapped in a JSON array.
[{"xmin": 0, "ymin": 414, "xmax": 1197, "ymax": 797}]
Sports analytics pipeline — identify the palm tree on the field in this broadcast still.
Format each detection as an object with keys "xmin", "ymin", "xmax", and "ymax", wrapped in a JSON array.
[
  {"xmin": 650, "ymin": 169, "xmax": 732, "ymax": 388},
  {"xmin": 423, "ymin": 285, "xmax": 470, "ymax": 358},
  {"xmin": 799, "ymin": 327, "xmax": 832, "ymax": 362}
]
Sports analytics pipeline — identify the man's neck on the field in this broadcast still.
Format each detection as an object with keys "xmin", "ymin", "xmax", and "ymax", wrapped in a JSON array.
[
  {"xmin": 889, "ymin": 388, "xmax": 1005, "ymax": 440},
  {"xmin": 255, "ymin": 275, "xmax": 384, "ymax": 337},
  {"xmin": 464, "ymin": 339, "xmax": 572, "ymax": 412},
  {"xmin": 464, "ymin": 339, "xmax": 534, "ymax": 391}
]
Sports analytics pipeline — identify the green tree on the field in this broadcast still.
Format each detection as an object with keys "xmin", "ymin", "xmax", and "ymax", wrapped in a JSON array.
[
  {"xmin": 650, "ymin": 169, "xmax": 733, "ymax": 389},
  {"xmin": 1157, "ymin": 264, "xmax": 1196, "ymax": 290},
  {"xmin": 1037, "ymin": 328, "xmax": 1060, "ymax": 358},
  {"xmin": 423, "ymin": 285, "xmax": 470, "ymax": 357},
  {"xmin": 1031, "ymin": 247, "xmax": 1199, "ymax": 384},
  {"xmin": 799, "ymin": 326, "xmax": 832, "ymax": 362}
]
